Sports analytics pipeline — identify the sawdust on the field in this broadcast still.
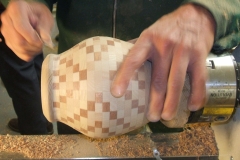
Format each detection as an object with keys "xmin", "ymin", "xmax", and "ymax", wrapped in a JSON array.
[
  {"xmin": 91, "ymin": 123, "xmax": 218, "ymax": 157},
  {"xmin": 89, "ymin": 134, "xmax": 152, "ymax": 157},
  {"xmin": 158, "ymin": 123, "xmax": 218, "ymax": 156},
  {"xmin": 0, "ymin": 135, "xmax": 75, "ymax": 159},
  {"xmin": 0, "ymin": 123, "xmax": 218, "ymax": 159}
]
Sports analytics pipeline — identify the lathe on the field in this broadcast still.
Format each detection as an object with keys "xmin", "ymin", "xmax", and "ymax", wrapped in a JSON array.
[{"xmin": 0, "ymin": 36, "xmax": 239, "ymax": 159}]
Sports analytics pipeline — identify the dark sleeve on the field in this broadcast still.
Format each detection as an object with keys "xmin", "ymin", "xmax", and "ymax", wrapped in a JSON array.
[
  {"xmin": 0, "ymin": 1, "xmax": 5, "ymax": 11},
  {"xmin": 183, "ymin": 0, "xmax": 240, "ymax": 53}
]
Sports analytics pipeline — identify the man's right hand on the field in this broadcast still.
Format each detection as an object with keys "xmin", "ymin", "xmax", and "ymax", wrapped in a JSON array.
[
  {"xmin": 111, "ymin": 4, "xmax": 215, "ymax": 122},
  {"xmin": 0, "ymin": 0, "xmax": 54, "ymax": 62}
]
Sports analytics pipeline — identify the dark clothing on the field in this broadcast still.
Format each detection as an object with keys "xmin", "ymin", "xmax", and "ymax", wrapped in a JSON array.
[
  {"xmin": 0, "ymin": 1, "xmax": 239, "ymax": 53},
  {"xmin": 28, "ymin": 0, "xmax": 240, "ymax": 53},
  {"xmin": 55, "ymin": 0, "xmax": 182, "ymax": 53},
  {"xmin": 0, "ymin": 33, "xmax": 48, "ymax": 134}
]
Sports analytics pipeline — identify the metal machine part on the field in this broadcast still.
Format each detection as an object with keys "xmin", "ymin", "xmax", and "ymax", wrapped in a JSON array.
[
  {"xmin": 153, "ymin": 148, "xmax": 162, "ymax": 160},
  {"xmin": 188, "ymin": 55, "xmax": 239, "ymax": 123}
]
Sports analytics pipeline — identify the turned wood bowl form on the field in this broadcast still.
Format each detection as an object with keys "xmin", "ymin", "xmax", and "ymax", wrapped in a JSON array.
[
  {"xmin": 41, "ymin": 36, "xmax": 190, "ymax": 138},
  {"xmin": 41, "ymin": 36, "xmax": 152, "ymax": 138}
]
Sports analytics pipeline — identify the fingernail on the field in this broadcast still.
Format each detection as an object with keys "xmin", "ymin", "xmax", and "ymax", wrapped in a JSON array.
[
  {"xmin": 44, "ymin": 37, "xmax": 54, "ymax": 49},
  {"xmin": 35, "ymin": 30, "xmax": 54, "ymax": 49},
  {"xmin": 42, "ymin": 34, "xmax": 54, "ymax": 49},
  {"xmin": 147, "ymin": 111, "xmax": 161, "ymax": 122},
  {"xmin": 161, "ymin": 111, "xmax": 174, "ymax": 121},
  {"xmin": 111, "ymin": 84, "xmax": 123, "ymax": 98},
  {"xmin": 188, "ymin": 105, "xmax": 200, "ymax": 111}
]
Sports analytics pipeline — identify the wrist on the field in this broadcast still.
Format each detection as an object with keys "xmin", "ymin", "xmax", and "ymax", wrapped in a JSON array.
[
  {"xmin": 193, "ymin": 4, "xmax": 216, "ymax": 28},
  {"xmin": 178, "ymin": 3, "xmax": 216, "ymax": 40}
]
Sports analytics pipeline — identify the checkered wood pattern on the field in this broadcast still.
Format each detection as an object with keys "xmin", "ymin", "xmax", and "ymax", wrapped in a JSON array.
[{"xmin": 42, "ymin": 36, "xmax": 151, "ymax": 138}]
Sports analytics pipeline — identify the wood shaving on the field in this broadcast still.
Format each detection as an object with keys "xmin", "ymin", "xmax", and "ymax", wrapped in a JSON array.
[
  {"xmin": 91, "ymin": 123, "xmax": 218, "ymax": 157},
  {"xmin": 0, "ymin": 123, "xmax": 218, "ymax": 159},
  {"xmin": 0, "ymin": 135, "xmax": 75, "ymax": 158}
]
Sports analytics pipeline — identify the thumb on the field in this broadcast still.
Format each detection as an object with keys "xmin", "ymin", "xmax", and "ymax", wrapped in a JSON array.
[
  {"xmin": 32, "ymin": 3, "xmax": 54, "ymax": 48},
  {"xmin": 37, "ymin": 29, "xmax": 54, "ymax": 48},
  {"xmin": 35, "ymin": 22, "xmax": 54, "ymax": 49}
]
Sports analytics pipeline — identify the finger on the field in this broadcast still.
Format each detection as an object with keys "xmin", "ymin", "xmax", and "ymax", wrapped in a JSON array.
[
  {"xmin": 127, "ymin": 38, "xmax": 138, "ymax": 44},
  {"xmin": 2, "ymin": 18, "xmax": 41, "ymax": 53},
  {"xmin": 187, "ymin": 56, "xmax": 207, "ymax": 111},
  {"xmin": 111, "ymin": 35, "xmax": 151, "ymax": 97},
  {"xmin": 34, "ymin": 11, "xmax": 54, "ymax": 48},
  {"xmin": 1, "ymin": 14, "xmax": 42, "ymax": 60},
  {"xmin": 8, "ymin": 6, "xmax": 41, "ymax": 45},
  {"xmin": 4, "ymin": 13, "xmax": 42, "ymax": 50},
  {"xmin": 1, "ymin": 13, "xmax": 26, "ymax": 49},
  {"xmin": 147, "ymin": 48, "xmax": 173, "ymax": 122},
  {"xmin": 35, "ymin": 29, "xmax": 54, "ymax": 49},
  {"xmin": 161, "ymin": 45, "xmax": 189, "ymax": 121}
]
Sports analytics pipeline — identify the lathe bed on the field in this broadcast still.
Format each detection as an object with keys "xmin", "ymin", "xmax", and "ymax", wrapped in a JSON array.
[{"xmin": 0, "ymin": 123, "xmax": 218, "ymax": 159}]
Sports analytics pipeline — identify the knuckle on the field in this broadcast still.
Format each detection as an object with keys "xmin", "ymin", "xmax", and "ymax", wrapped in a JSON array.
[{"xmin": 15, "ymin": 39, "xmax": 28, "ymax": 47}]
